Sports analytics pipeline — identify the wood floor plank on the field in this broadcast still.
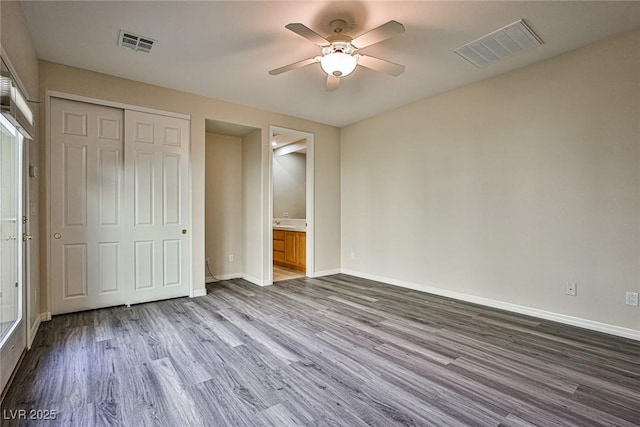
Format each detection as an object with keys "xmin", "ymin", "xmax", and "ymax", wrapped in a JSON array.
[
  {"xmin": 117, "ymin": 363, "xmax": 168, "ymax": 427},
  {"xmin": 256, "ymin": 403, "xmax": 304, "ymax": 427},
  {"xmin": 2, "ymin": 273, "xmax": 640, "ymax": 426},
  {"xmin": 217, "ymin": 308, "xmax": 302, "ymax": 364},
  {"xmin": 147, "ymin": 357, "xmax": 204, "ymax": 426}
]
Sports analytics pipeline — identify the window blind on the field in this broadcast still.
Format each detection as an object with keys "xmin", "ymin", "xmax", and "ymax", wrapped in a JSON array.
[{"xmin": 0, "ymin": 57, "xmax": 34, "ymax": 139}]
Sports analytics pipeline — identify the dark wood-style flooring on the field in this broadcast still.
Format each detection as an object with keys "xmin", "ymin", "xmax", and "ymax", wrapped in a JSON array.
[{"xmin": 2, "ymin": 274, "xmax": 640, "ymax": 426}]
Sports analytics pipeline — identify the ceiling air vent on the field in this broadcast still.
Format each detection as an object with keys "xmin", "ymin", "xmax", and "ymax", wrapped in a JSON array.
[
  {"xmin": 118, "ymin": 30, "xmax": 156, "ymax": 54},
  {"xmin": 453, "ymin": 20, "xmax": 542, "ymax": 68}
]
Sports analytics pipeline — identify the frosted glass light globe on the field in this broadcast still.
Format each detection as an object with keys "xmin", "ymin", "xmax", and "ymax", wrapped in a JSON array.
[{"xmin": 320, "ymin": 52, "xmax": 357, "ymax": 77}]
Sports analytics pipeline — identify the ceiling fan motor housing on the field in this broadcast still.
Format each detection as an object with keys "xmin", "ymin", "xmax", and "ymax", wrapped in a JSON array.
[{"xmin": 322, "ymin": 42, "xmax": 355, "ymax": 55}]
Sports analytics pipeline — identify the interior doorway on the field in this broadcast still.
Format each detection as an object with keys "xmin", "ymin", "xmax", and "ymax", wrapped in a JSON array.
[
  {"xmin": 204, "ymin": 120, "xmax": 261, "ymax": 284},
  {"xmin": 269, "ymin": 126, "xmax": 314, "ymax": 283}
]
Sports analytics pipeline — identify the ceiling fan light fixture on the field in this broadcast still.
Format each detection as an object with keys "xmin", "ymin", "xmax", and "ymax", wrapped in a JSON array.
[
  {"xmin": 320, "ymin": 52, "xmax": 357, "ymax": 77},
  {"xmin": 270, "ymin": 20, "xmax": 406, "ymax": 89}
]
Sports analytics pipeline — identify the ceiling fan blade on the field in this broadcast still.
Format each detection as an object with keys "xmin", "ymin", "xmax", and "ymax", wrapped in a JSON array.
[
  {"xmin": 269, "ymin": 57, "xmax": 318, "ymax": 76},
  {"xmin": 351, "ymin": 20, "xmax": 405, "ymax": 49},
  {"xmin": 285, "ymin": 23, "xmax": 330, "ymax": 46},
  {"xmin": 357, "ymin": 55, "xmax": 405, "ymax": 76},
  {"xmin": 325, "ymin": 75, "xmax": 340, "ymax": 91}
]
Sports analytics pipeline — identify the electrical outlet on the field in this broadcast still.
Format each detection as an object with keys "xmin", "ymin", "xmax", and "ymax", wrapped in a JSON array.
[
  {"xmin": 205, "ymin": 257, "xmax": 210, "ymax": 265},
  {"xmin": 350, "ymin": 252, "xmax": 356, "ymax": 260},
  {"xmin": 283, "ymin": 212, "xmax": 289, "ymax": 217},
  {"xmin": 228, "ymin": 254, "xmax": 234, "ymax": 263},
  {"xmin": 626, "ymin": 292, "xmax": 639, "ymax": 307},
  {"xmin": 566, "ymin": 282, "xmax": 577, "ymax": 296}
]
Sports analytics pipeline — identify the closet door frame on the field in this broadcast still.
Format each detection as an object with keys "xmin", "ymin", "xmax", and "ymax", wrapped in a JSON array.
[{"xmin": 45, "ymin": 91, "xmax": 193, "ymax": 317}]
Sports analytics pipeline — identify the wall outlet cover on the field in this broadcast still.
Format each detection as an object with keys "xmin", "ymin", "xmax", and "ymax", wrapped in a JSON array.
[
  {"xmin": 566, "ymin": 282, "xmax": 577, "ymax": 296},
  {"xmin": 625, "ymin": 292, "xmax": 639, "ymax": 306}
]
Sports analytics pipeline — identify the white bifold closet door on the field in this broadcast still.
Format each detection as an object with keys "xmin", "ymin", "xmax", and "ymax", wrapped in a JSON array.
[
  {"xmin": 50, "ymin": 98, "xmax": 190, "ymax": 315},
  {"xmin": 50, "ymin": 99, "xmax": 127, "ymax": 314},
  {"xmin": 124, "ymin": 110, "xmax": 190, "ymax": 305}
]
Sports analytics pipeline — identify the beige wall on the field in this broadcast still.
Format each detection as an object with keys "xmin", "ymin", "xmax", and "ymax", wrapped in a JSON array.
[
  {"xmin": 1, "ymin": 1, "xmax": 41, "ymax": 330},
  {"xmin": 1, "ymin": 2, "xmax": 38, "ymax": 98},
  {"xmin": 205, "ymin": 133, "xmax": 243, "ymax": 279},
  {"xmin": 39, "ymin": 60, "xmax": 341, "ymax": 310},
  {"xmin": 242, "ymin": 129, "xmax": 263, "ymax": 283},
  {"xmin": 341, "ymin": 30, "xmax": 640, "ymax": 332},
  {"xmin": 273, "ymin": 152, "xmax": 306, "ymax": 219}
]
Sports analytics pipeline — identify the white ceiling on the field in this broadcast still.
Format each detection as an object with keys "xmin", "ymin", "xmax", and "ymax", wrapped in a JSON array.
[{"xmin": 21, "ymin": 1, "xmax": 640, "ymax": 127}]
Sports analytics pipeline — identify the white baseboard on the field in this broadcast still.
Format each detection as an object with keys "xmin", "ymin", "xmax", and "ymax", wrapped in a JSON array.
[
  {"xmin": 215, "ymin": 273, "xmax": 244, "ymax": 281},
  {"xmin": 191, "ymin": 289, "xmax": 207, "ymax": 298},
  {"xmin": 206, "ymin": 272, "xmax": 267, "ymax": 286},
  {"xmin": 28, "ymin": 315, "xmax": 42, "ymax": 348},
  {"xmin": 341, "ymin": 269, "xmax": 640, "ymax": 342},
  {"xmin": 309, "ymin": 268, "xmax": 341, "ymax": 278},
  {"xmin": 243, "ymin": 274, "xmax": 270, "ymax": 287}
]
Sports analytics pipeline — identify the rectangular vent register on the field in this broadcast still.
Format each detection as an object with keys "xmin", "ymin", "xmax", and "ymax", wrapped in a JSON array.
[
  {"xmin": 118, "ymin": 30, "xmax": 157, "ymax": 54},
  {"xmin": 454, "ymin": 20, "xmax": 543, "ymax": 68}
]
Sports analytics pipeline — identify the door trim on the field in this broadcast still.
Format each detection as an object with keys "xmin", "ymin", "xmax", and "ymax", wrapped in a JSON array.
[
  {"xmin": 45, "ymin": 91, "xmax": 193, "ymax": 315},
  {"xmin": 268, "ymin": 126, "xmax": 315, "ymax": 285},
  {"xmin": 47, "ymin": 91, "xmax": 191, "ymax": 120},
  {"xmin": 23, "ymin": 135, "xmax": 34, "ymax": 348}
]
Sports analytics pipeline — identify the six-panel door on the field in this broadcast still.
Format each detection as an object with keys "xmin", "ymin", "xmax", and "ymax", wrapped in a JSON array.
[
  {"xmin": 124, "ymin": 110, "xmax": 190, "ymax": 305},
  {"xmin": 50, "ymin": 99, "xmax": 128, "ymax": 314},
  {"xmin": 50, "ymin": 98, "xmax": 191, "ymax": 314}
]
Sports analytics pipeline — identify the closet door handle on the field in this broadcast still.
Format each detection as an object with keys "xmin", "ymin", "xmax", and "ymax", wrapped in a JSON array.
[{"xmin": 181, "ymin": 229, "xmax": 187, "ymax": 235}]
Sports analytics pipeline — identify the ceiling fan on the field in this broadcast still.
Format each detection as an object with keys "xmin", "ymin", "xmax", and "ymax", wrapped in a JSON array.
[{"xmin": 269, "ymin": 19, "xmax": 406, "ymax": 91}]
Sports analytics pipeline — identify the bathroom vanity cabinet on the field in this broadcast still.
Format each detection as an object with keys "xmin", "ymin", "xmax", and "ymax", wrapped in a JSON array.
[{"xmin": 274, "ymin": 229, "xmax": 306, "ymax": 272}]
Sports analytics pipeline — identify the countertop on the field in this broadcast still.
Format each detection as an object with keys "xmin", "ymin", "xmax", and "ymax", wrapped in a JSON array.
[{"xmin": 273, "ymin": 225, "xmax": 307, "ymax": 232}]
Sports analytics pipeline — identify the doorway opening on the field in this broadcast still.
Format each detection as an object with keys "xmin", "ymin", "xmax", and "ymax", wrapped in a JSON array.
[
  {"xmin": 269, "ymin": 126, "xmax": 314, "ymax": 283},
  {"xmin": 204, "ymin": 119, "xmax": 261, "ymax": 285}
]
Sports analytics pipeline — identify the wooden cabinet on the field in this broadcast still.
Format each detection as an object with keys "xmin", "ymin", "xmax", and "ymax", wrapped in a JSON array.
[
  {"xmin": 273, "ymin": 230, "xmax": 306, "ymax": 272},
  {"xmin": 284, "ymin": 232, "xmax": 297, "ymax": 264},
  {"xmin": 296, "ymin": 233, "xmax": 306, "ymax": 270},
  {"xmin": 273, "ymin": 230, "xmax": 285, "ymax": 263}
]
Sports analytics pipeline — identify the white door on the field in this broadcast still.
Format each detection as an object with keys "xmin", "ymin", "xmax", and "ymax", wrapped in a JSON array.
[
  {"xmin": 0, "ymin": 114, "xmax": 25, "ymax": 392},
  {"xmin": 50, "ymin": 98, "xmax": 127, "ymax": 314},
  {"xmin": 125, "ymin": 110, "xmax": 191, "ymax": 304}
]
